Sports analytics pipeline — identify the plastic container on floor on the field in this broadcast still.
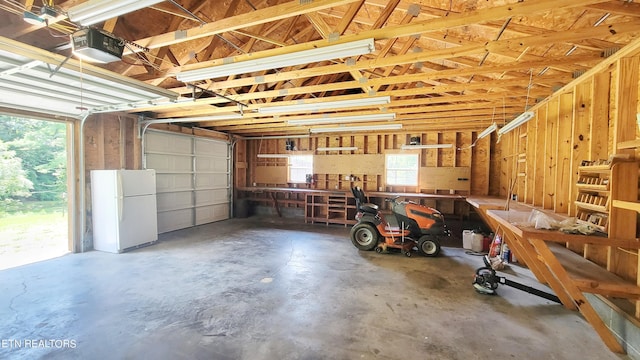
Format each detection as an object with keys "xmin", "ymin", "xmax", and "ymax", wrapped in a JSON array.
[
  {"xmin": 471, "ymin": 233, "xmax": 484, "ymax": 252},
  {"xmin": 462, "ymin": 230, "xmax": 474, "ymax": 249}
]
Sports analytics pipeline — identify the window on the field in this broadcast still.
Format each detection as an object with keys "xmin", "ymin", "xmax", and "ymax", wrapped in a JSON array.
[
  {"xmin": 386, "ymin": 154, "xmax": 418, "ymax": 186},
  {"xmin": 289, "ymin": 155, "xmax": 313, "ymax": 183}
]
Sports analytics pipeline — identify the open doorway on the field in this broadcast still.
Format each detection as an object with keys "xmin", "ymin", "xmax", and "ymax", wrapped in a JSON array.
[{"xmin": 0, "ymin": 115, "xmax": 69, "ymax": 270}]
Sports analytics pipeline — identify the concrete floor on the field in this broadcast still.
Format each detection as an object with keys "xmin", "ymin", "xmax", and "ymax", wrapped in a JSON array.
[{"xmin": 0, "ymin": 216, "xmax": 627, "ymax": 360}]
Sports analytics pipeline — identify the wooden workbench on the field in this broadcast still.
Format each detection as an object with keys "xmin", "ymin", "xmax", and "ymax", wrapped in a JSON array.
[
  {"xmin": 237, "ymin": 186, "xmax": 467, "ymax": 223},
  {"xmin": 467, "ymin": 196, "xmax": 640, "ymax": 353}
]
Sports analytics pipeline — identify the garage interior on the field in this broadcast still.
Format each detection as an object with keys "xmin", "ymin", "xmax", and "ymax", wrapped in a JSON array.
[{"xmin": 1, "ymin": 0, "xmax": 640, "ymax": 358}]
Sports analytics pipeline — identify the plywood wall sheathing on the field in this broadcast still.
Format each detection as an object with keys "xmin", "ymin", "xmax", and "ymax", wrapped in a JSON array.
[
  {"xmin": 533, "ymin": 108, "xmax": 547, "ymax": 207},
  {"xmin": 555, "ymin": 93, "xmax": 573, "ymax": 214},
  {"xmin": 544, "ymin": 98, "xmax": 559, "ymax": 210}
]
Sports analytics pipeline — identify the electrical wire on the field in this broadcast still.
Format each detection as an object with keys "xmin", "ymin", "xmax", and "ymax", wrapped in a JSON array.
[{"xmin": 524, "ymin": 68, "xmax": 533, "ymax": 111}]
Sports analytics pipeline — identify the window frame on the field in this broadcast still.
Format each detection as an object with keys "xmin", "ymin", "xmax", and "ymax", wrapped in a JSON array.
[
  {"xmin": 288, "ymin": 154, "xmax": 313, "ymax": 183},
  {"xmin": 385, "ymin": 153, "xmax": 419, "ymax": 186}
]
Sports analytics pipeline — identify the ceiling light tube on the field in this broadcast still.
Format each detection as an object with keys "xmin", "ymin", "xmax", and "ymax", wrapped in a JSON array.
[
  {"xmin": 260, "ymin": 96, "xmax": 390, "ymax": 115},
  {"xmin": 23, "ymin": 11, "xmax": 45, "ymax": 25},
  {"xmin": 150, "ymin": 114, "xmax": 243, "ymax": 123},
  {"xmin": 257, "ymin": 154, "xmax": 290, "ymax": 158},
  {"xmin": 177, "ymin": 38, "xmax": 375, "ymax": 82},
  {"xmin": 401, "ymin": 144, "xmax": 453, "ymax": 150},
  {"xmin": 497, "ymin": 111, "xmax": 535, "ymax": 136},
  {"xmin": 316, "ymin": 147, "xmax": 358, "ymax": 151},
  {"xmin": 477, "ymin": 122, "xmax": 498, "ymax": 140},
  {"xmin": 67, "ymin": 0, "xmax": 164, "ymax": 26},
  {"xmin": 287, "ymin": 113, "xmax": 395, "ymax": 126},
  {"xmin": 310, "ymin": 123, "xmax": 401, "ymax": 134}
]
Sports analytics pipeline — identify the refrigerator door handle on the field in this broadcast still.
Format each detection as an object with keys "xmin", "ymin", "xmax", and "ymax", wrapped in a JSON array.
[{"xmin": 117, "ymin": 171, "xmax": 124, "ymax": 222}]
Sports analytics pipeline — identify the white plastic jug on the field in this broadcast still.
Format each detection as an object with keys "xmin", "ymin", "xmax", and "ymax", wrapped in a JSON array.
[
  {"xmin": 471, "ymin": 233, "xmax": 484, "ymax": 252},
  {"xmin": 462, "ymin": 230, "xmax": 474, "ymax": 250}
]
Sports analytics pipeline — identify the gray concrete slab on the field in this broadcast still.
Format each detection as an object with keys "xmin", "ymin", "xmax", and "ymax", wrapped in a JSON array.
[{"xmin": 0, "ymin": 216, "xmax": 628, "ymax": 359}]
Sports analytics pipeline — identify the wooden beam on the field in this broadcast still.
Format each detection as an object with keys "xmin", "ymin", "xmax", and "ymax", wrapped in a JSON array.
[
  {"xmin": 573, "ymin": 279, "xmax": 640, "ymax": 299},
  {"xmin": 586, "ymin": 2, "xmax": 640, "ymax": 17},
  {"xmin": 125, "ymin": 0, "xmax": 360, "ymax": 54},
  {"xmin": 613, "ymin": 56, "xmax": 639, "ymax": 156},
  {"xmin": 529, "ymin": 35, "xmax": 640, "ymax": 114},
  {"xmin": 613, "ymin": 200, "xmax": 640, "ymax": 213},
  {"xmin": 148, "ymin": 0, "xmax": 610, "ymax": 72},
  {"xmin": 530, "ymin": 237, "xmax": 625, "ymax": 353}
]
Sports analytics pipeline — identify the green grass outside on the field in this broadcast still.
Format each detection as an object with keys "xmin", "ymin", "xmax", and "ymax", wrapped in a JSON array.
[{"xmin": 0, "ymin": 201, "xmax": 68, "ymax": 270}]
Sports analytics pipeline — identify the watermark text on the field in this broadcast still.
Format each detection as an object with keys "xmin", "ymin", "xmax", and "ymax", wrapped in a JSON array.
[{"xmin": 1, "ymin": 339, "xmax": 76, "ymax": 349}]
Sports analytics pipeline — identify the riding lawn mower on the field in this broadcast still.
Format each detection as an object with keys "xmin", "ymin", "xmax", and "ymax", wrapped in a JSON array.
[{"xmin": 349, "ymin": 187, "xmax": 450, "ymax": 257}]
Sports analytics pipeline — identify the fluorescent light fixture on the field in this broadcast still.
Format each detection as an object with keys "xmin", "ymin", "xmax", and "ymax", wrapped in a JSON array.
[
  {"xmin": 67, "ymin": 0, "xmax": 164, "ymax": 26},
  {"xmin": 259, "ymin": 96, "xmax": 390, "ymax": 115},
  {"xmin": 310, "ymin": 123, "xmax": 401, "ymax": 134},
  {"xmin": 287, "ymin": 113, "xmax": 395, "ymax": 126},
  {"xmin": 401, "ymin": 144, "xmax": 453, "ymax": 150},
  {"xmin": 177, "ymin": 38, "xmax": 375, "ymax": 82},
  {"xmin": 257, "ymin": 154, "xmax": 290, "ymax": 158},
  {"xmin": 477, "ymin": 122, "xmax": 498, "ymax": 140},
  {"xmin": 316, "ymin": 147, "xmax": 358, "ymax": 151},
  {"xmin": 497, "ymin": 111, "xmax": 535, "ymax": 136},
  {"xmin": 23, "ymin": 11, "xmax": 45, "ymax": 25},
  {"xmin": 150, "ymin": 114, "xmax": 242, "ymax": 124}
]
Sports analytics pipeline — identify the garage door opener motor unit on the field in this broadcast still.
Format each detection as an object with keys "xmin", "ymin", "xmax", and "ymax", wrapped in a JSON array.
[{"xmin": 71, "ymin": 28, "xmax": 124, "ymax": 63}]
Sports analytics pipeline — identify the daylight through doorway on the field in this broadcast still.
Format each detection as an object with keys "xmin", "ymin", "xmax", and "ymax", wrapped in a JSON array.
[{"xmin": 0, "ymin": 116, "xmax": 69, "ymax": 270}]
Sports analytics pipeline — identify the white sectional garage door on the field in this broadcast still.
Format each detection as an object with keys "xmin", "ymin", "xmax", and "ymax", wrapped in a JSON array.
[{"xmin": 144, "ymin": 130, "xmax": 230, "ymax": 233}]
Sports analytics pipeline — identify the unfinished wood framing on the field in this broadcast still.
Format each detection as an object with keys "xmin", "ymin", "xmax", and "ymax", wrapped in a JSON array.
[{"xmin": 496, "ymin": 39, "xmax": 640, "ymax": 322}]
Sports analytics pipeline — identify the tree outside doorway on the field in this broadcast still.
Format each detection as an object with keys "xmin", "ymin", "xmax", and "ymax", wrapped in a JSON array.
[{"xmin": 0, "ymin": 116, "xmax": 68, "ymax": 270}]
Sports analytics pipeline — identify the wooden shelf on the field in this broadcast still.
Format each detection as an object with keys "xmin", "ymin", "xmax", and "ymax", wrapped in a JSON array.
[
  {"xmin": 576, "ymin": 183, "xmax": 609, "ymax": 192},
  {"xmin": 305, "ymin": 192, "xmax": 355, "ymax": 226},
  {"xmin": 612, "ymin": 200, "xmax": 640, "ymax": 213},
  {"xmin": 575, "ymin": 201, "xmax": 608, "ymax": 213},
  {"xmin": 575, "ymin": 164, "xmax": 614, "ymax": 234},
  {"xmin": 578, "ymin": 165, "xmax": 611, "ymax": 173},
  {"xmin": 617, "ymin": 139, "xmax": 640, "ymax": 149}
]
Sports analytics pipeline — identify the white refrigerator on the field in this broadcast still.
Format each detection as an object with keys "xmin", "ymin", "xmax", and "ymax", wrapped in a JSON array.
[{"xmin": 90, "ymin": 169, "xmax": 158, "ymax": 253}]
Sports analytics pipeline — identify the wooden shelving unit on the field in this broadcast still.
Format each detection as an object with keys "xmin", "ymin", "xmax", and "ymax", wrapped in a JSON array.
[
  {"xmin": 305, "ymin": 192, "xmax": 356, "ymax": 226},
  {"xmin": 575, "ymin": 164, "xmax": 612, "ymax": 233},
  {"xmin": 314, "ymin": 173, "xmax": 377, "ymax": 192},
  {"xmin": 574, "ymin": 161, "xmax": 638, "ymax": 234}
]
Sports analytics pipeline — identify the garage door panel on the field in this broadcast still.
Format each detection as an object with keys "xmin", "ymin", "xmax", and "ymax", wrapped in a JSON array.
[
  {"xmin": 157, "ymin": 192, "xmax": 192, "ymax": 212},
  {"xmin": 158, "ymin": 209, "xmax": 193, "ymax": 233},
  {"xmin": 195, "ymin": 139, "xmax": 227, "ymax": 155},
  {"xmin": 195, "ymin": 173, "xmax": 227, "ymax": 189},
  {"xmin": 146, "ymin": 153, "xmax": 192, "ymax": 172},
  {"xmin": 195, "ymin": 204, "xmax": 229, "ymax": 225},
  {"xmin": 195, "ymin": 189, "xmax": 228, "ymax": 206},
  {"xmin": 145, "ymin": 130, "xmax": 230, "ymax": 234},
  {"xmin": 146, "ymin": 132, "xmax": 192, "ymax": 154},
  {"xmin": 195, "ymin": 157, "xmax": 227, "ymax": 172},
  {"xmin": 156, "ymin": 173, "xmax": 192, "ymax": 192}
]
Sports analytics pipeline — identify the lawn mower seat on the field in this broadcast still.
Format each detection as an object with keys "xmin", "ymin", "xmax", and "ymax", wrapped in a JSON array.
[{"xmin": 351, "ymin": 186, "xmax": 378, "ymax": 214}]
